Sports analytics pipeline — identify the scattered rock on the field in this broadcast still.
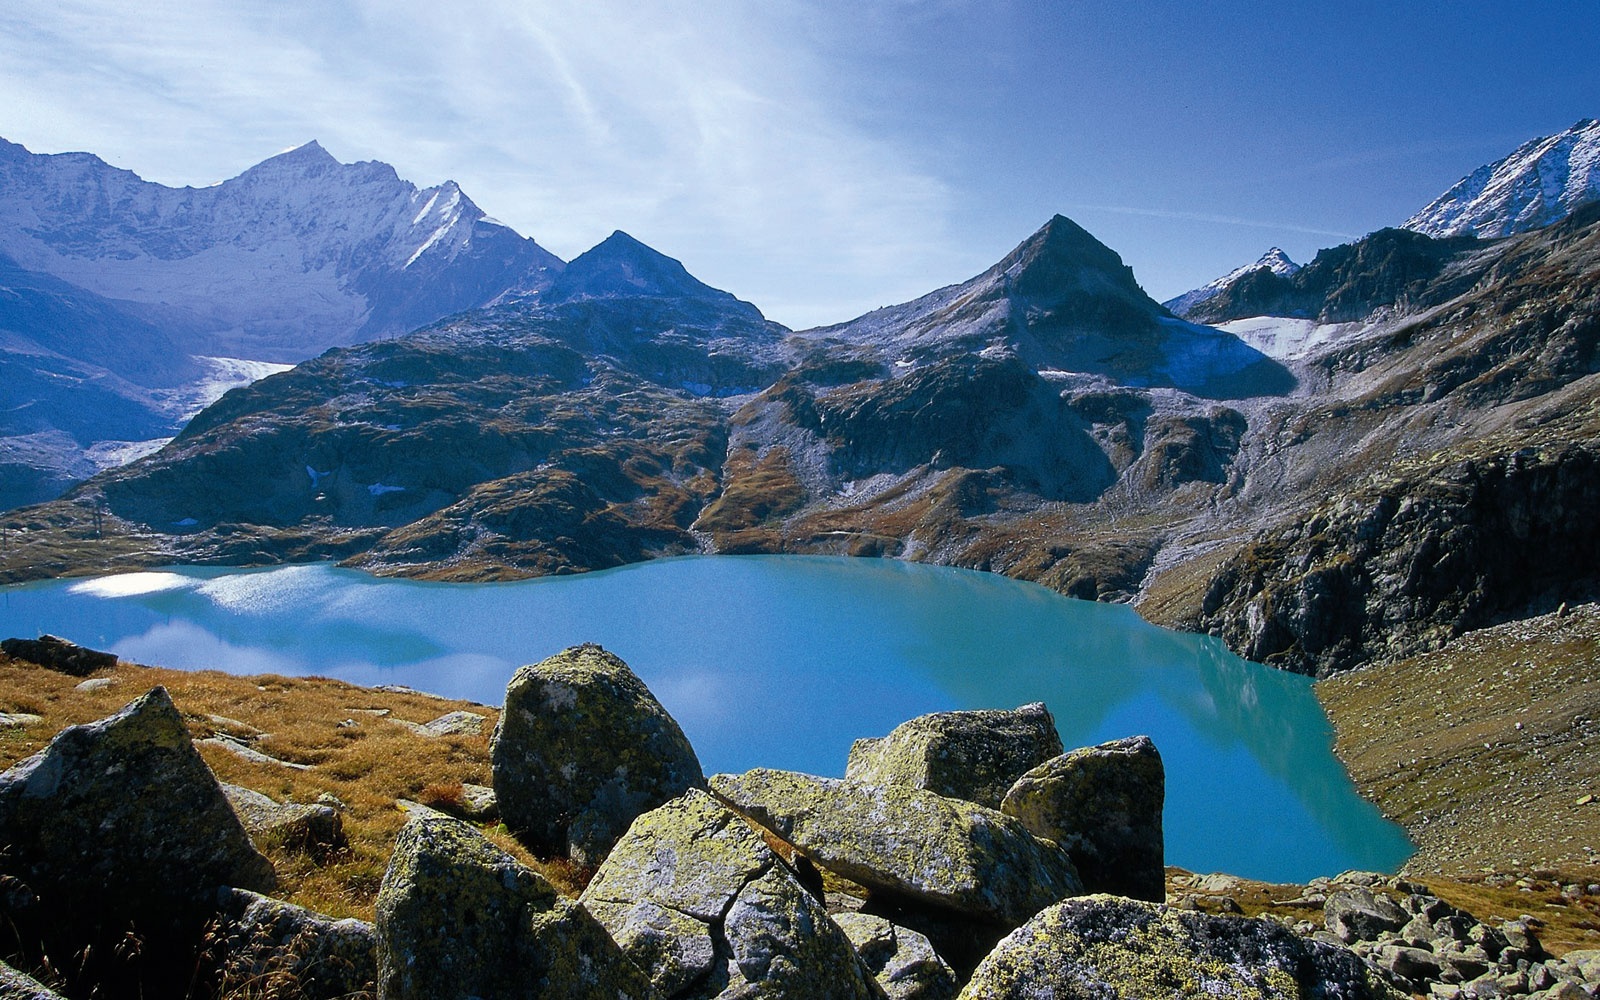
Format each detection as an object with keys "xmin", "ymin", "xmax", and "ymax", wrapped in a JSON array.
[
  {"xmin": 833, "ymin": 912, "xmax": 959, "ymax": 1000},
  {"xmin": 1326, "ymin": 886, "xmax": 1408, "ymax": 943},
  {"xmin": 0, "ymin": 713, "xmax": 42, "ymax": 728},
  {"xmin": 457, "ymin": 782, "xmax": 498, "ymax": 821},
  {"xmin": 491, "ymin": 643, "xmax": 704, "ymax": 865},
  {"xmin": 212, "ymin": 887, "xmax": 375, "ymax": 1000},
  {"xmin": 72, "ymin": 677, "xmax": 117, "ymax": 693},
  {"xmin": 999, "ymin": 734, "xmax": 1165, "ymax": 901},
  {"xmin": 711, "ymin": 767, "xmax": 1081, "ymax": 926},
  {"xmin": 222, "ymin": 784, "xmax": 346, "ymax": 855},
  {"xmin": 959, "ymin": 894, "xmax": 1398, "ymax": 999},
  {"xmin": 581, "ymin": 788, "xmax": 880, "ymax": 1000},
  {"xmin": 845, "ymin": 702, "xmax": 1063, "ymax": 809},
  {"xmin": 0, "ymin": 688, "xmax": 274, "ymax": 994},
  {"xmin": 422, "ymin": 710, "xmax": 487, "ymax": 736},
  {"xmin": 0, "ymin": 635, "xmax": 117, "ymax": 677},
  {"xmin": 376, "ymin": 811, "xmax": 650, "ymax": 1000},
  {"xmin": 199, "ymin": 734, "xmax": 311, "ymax": 770}
]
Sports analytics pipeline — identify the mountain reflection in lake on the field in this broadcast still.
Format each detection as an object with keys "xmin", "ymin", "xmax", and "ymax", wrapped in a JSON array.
[{"xmin": 0, "ymin": 555, "xmax": 1410, "ymax": 881}]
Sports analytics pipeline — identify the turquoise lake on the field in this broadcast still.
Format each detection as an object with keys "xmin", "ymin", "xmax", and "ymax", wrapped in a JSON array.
[{"xmin": 0, "ymin": 554, "xmax": 1411, "ymax": 882}]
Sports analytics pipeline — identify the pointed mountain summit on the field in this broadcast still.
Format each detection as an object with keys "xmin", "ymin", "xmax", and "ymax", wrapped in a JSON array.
[
  {"xmin": 1404, "ymin": 119, "xmax": 1600, "ymax": 238},
  {"xmin": 810, "ymin": 214, "xmax": 1291, "ymax": 398},
  {"xmin": 546, "ymin": 231, "xmax": 759, "ymax": 318},
  {"xmin": 1165, "ymin": 247, "xmax": 1301, "ymax": 318}
]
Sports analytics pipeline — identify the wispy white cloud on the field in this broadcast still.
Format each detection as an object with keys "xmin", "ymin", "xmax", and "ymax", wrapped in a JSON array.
[
  {"xmin": 0, "ymin": 0, "xmax": 963, "ymax": 327},
  {"xmin": 1069, "ymin": 203, "xmax": 1359, "ymax": 241}
]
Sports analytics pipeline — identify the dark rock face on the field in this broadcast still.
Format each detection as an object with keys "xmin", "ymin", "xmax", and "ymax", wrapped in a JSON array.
[
  {"xmin": 832, "ymin": 912, "xmax": 959, "ymax": 1000},
  {"xmin": 212, "ymin": 888, "xmax": 376, "ymax": 1000},
  {"xmin": 960, "ymin": 895, "xmax": 1397, "ymax": 1000},
  {"xmin": 845, "ymin": 702, "xmax": 1064, "ymax": 810},
  {"xmin": 0, "ymin": 635, "xmax": 116, "ymax": 677},
  {"xmin": 375, "ymin": 811, "xmax": 651, "ymax": 1000},
  {"xmin": 1198, "ymin": 445, "xmax": 1600, "ymax": 676},
  {"xmin": 999, "ymin": 735, "xmax": 1165, "ymax": 902},
  {"xmin": 491, "ymin": 644, "xmax": 704, "ymax": 864},
  {"xmin": 580, "ymin": 789, "xmax": 881, "ymax": 1000},
  {"xmin": 0, "ymin": 687, "xmax": 274, "ymax": 996}
]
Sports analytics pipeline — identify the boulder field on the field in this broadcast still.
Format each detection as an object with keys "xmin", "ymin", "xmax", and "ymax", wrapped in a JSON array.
[{"xmin": 0, "ymin": 640, "xmax": 1594, "ymax": 999}]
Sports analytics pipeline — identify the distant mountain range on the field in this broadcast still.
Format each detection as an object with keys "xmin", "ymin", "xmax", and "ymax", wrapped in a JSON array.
[
  {"xmin": 1167, "ymin": 119, "xmax": 1600, "ymax": 322},
  {"xmin": 4, "ymin": 123, "xmax": 1600, "ymax": 688}
]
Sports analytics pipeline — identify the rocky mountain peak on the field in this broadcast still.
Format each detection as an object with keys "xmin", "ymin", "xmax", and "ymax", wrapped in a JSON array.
[
  {"xmin": 546, "ymin": 230, "xmax": 755, "ymax": 314},
  {"xmin": 1165, "ymin": 247, "xmax": 1301, "ymax": 318},
  {"xmin": 996, "ymin": 214, "xmax": 1149, "ymax": 303},
  {"xmin": 1404, "ymin": 118, "xmax": 1600, "ymax": 238}
]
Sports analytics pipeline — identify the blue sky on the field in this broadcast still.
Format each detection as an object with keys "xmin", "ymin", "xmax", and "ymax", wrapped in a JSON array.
[{"xmin": 1, "ymin": 1, "xmax": 1596, "ymax": 329}]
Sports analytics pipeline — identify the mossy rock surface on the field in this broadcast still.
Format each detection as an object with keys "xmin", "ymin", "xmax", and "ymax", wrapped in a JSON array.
[
  {"xmin": 581, "ymin": 788, "xmax": 881, "ymax": 1000},
  {"xmin": 846, "ymin": 702, "xmax": 1064, "ymax": 810},
  {"xmin": 711, "ymin": 768, "xmax": 1081, "ymax": 926},
  {"xmin": 375, "ymin": 811, "xmax": 650, "ymax": 1000},
  {"xmin": 960, "ymin": 894, "xmax": 1402, "ymax": 1000},
  {"xmin": 490, "ymin": 643, "xmax": 704, "ymax": 864},
  {"xmin": 1000, "ymin": 734, "xmax": 1165, "ymax": 902}
]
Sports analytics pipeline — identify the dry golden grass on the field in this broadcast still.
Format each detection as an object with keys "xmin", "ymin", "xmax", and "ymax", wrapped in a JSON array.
[{"xmin": 0, "ymin": 653, "xmax": 584, "ymax": 921}]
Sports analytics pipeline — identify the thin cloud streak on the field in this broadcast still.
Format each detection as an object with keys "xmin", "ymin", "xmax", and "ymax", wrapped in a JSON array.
[{"xmin": 1071, "ymin": 204, "xmax": 1359, "ymax": 241}]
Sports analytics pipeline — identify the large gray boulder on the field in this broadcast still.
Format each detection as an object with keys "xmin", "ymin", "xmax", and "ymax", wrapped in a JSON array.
[
  {"xmin": 375, "ymin": 811, "xmax": 650, "ymax": 1000},
  {"xmin": 960, "ymin": 895, "xmax": 1401, "ymax": 999},
  {"xmin": 0, "ymin": 688, "xmax": 275, "ymax": 996},
  {"xmin": 999, "ymin": 735, "xmax": 1165, "ymax": 902},
  {"xmin": 832, "ymin": 912, "xmax": 958, "ymax": 1000},
  {"xmin": 0, "ymin": 687, "xmax": 274, "ymax": 925},
  {"xmin": 580, "ymin": 788, "xmax": 882, "ymax": 1000},
  {"xmin": 846, "ymin": 703, "xmax": 1063, "ymax": 809},
  {"xmin": 213, "ymin": 888, "xmax": 375, "ymax": 1000},
  {"xmin": 711, "ymin": 768, "xmax": 1081, "ymax": 927},
  {"xmin": 490, "ymin": 643, "xmax": 704, "ymax": 864}
]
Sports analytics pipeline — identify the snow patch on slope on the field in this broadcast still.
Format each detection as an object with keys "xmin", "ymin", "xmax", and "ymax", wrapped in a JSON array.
[{"xmin": 1404, "ymin": 119, "xmax": 1600, "ymax": 238}]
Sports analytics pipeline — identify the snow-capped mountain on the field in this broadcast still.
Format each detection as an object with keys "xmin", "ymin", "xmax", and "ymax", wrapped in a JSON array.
[
  {"xmin": 1163, "ymin": 247, "xmax": 1300, "ymax": 318},
  {"xmin": 0, "ymin": 138, "xmax": 563, "ymax": 360},
  {"xmin": 1403, "ymin": 119, "xmax": 1600, "ymax": 239}
]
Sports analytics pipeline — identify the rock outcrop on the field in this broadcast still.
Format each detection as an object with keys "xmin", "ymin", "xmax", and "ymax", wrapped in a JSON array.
[
  {"xmin": 960, "ymin": 894, "xmax": 1398, "ymax": 1000},
  {"xmin": 999, "ymin": 735, "xmax": 1165, "ymax": 902},
  {"xmin": 579, "ymin": 788, "xmax": 881, "ymax": 1000},
  {"xmin": 845, "ymin": 703, "xmax": 1063, "ymax": 810},
  {"xmin": 213, "ymin": 888, "xmax": 376, "ymax": 1000},
  {"xmin": 0, "ymin": 635, "xmax": 116, "ymax": 677},
  {"xmin": 0, "ymin": 687, "xmax": 274, "ymax": 995},
  {"xmin": 375, "ymin": 811, "xmax": 650, "ymax": 1000},
  {"xmin": 711, "ymin": 768, "xmax": 1081, "ymax": 926},
  {"xmin": 490, "ymin": 643, "xmax": 705, "ymax": 864},
  {"xmin": 223, "ymin": 783, "xmax": 347, "ymax": 856}
]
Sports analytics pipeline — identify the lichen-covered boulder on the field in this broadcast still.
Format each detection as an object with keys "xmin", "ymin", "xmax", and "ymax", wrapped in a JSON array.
[
  {"xmin": 999, "ymin": 735, "xmax": 1165, "ymax": 902},
  {"xmin": 959, "ymin": 895, "xmax": 1401, "ymax": 1000},
  {"xmin": 711, "ymin": 768, "xmax": 1081, "ymax": 927},
  {"xmin": 833, "ymin": 912, "xmax": 958, "ymax": 1000},
  {"xmin": 491, "ymin": 643, "xmax": 704, "ymax": 864},
  {"xmin": 0, "ymin": 688, "xmax": 275, "ymax": 997},
  {"xmin": 580, "ymin": 788, "xmax": 881, "ymax": 1000},
  {"xmin": 846, "ymin": 703, "xmax": 1063, "ymax": 809},
  {"xmin": 0, "ymin": 687, "xmax": 275, "ymax": 924},
  {"xmin": 213, "ymin": 888, "xmax": 375, "ymax": 1000},
  {"xmin": 223, "ymin": 783, "xmax": 347, "ymax": 856},
  {"xmin": 375, "ymin": 811, "xmax": 650, "ymax": 1000}
]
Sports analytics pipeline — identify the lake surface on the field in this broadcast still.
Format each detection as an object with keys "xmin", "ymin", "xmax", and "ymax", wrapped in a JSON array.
[{"xmin": 0, "ymin": 554, "xmax": 1411, "ymax": 881}]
